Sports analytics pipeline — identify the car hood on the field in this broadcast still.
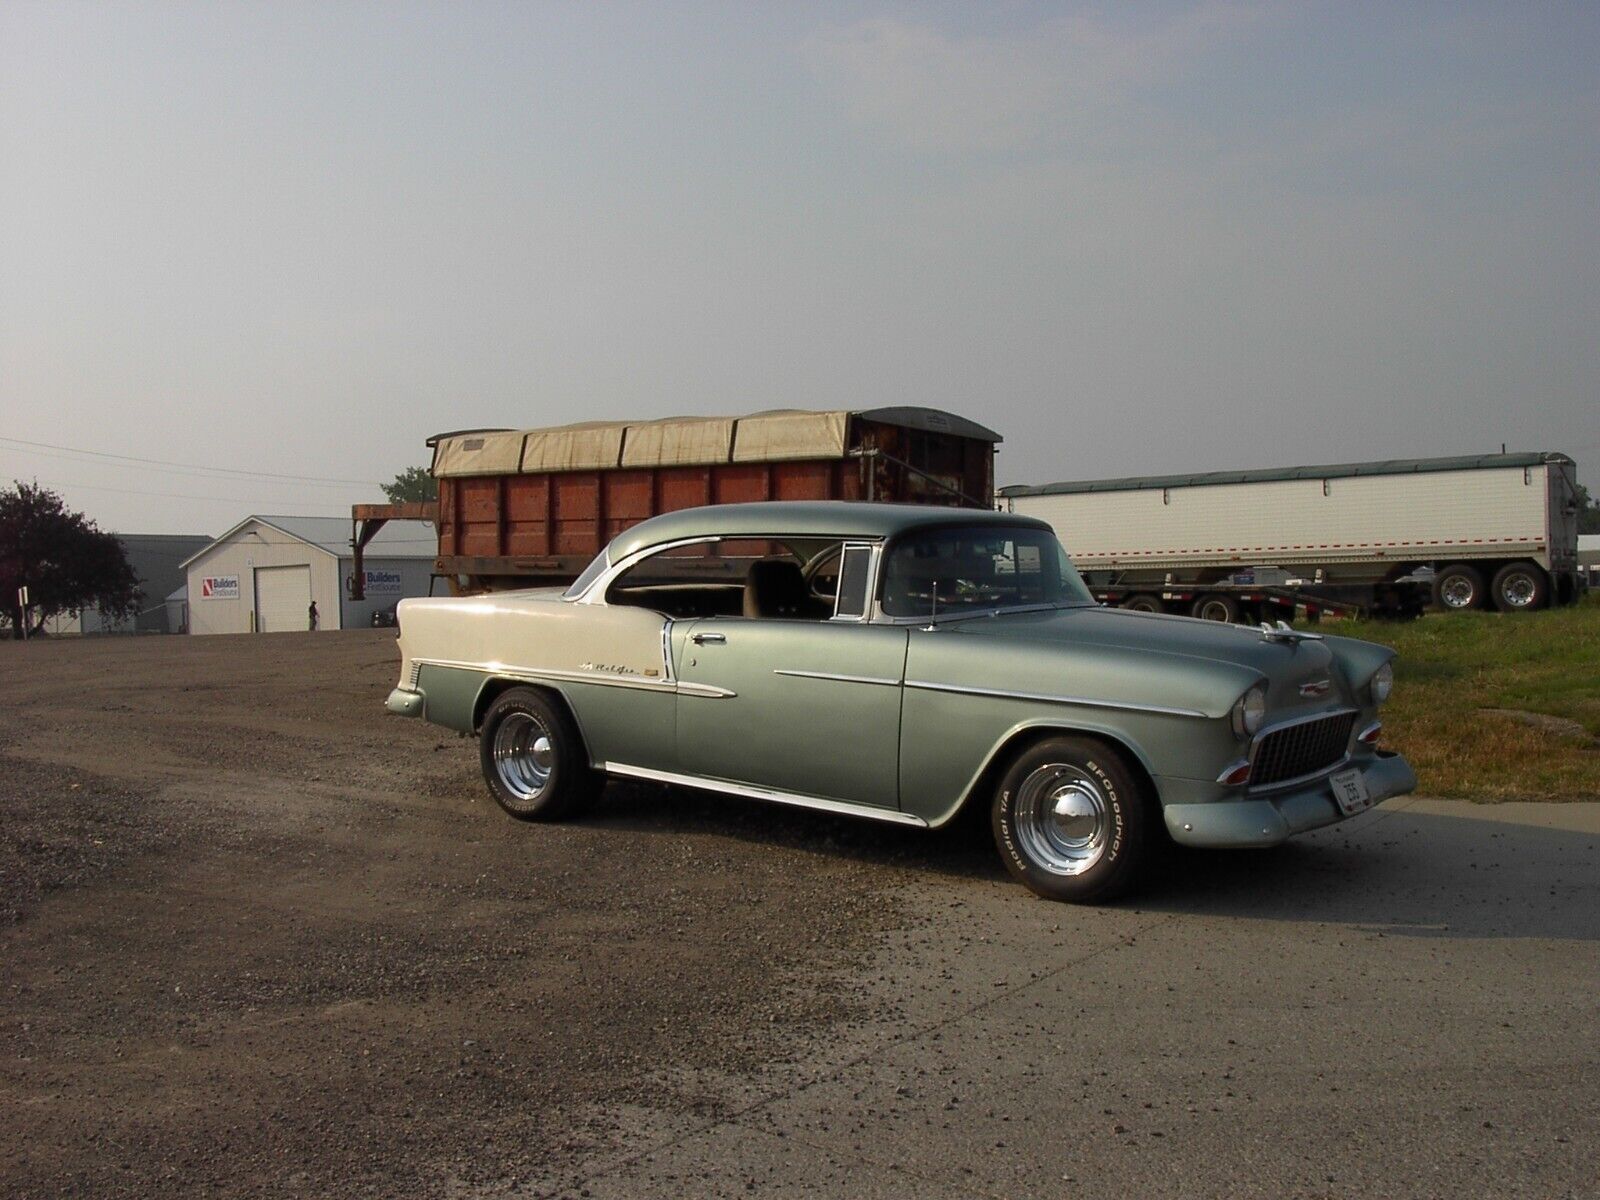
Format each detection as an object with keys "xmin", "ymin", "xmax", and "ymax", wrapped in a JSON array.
[{"xmin": 932, "ymin": 605, "xmax": 1359, "ymax": 716}]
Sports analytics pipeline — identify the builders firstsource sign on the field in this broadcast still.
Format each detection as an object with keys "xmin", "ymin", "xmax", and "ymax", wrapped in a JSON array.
[
  {"xmin": 200, "ymin": 576, "xmax": 240, "ymax": 600},
  {"xmin": 362, "ymin": 570, "xmax": 403, "ymax": 596}
]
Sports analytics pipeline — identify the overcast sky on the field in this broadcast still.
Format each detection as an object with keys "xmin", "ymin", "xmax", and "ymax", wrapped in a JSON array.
[{"xmin": 2, "ymin": 1, "xmax": 1596, "ymax": 535}]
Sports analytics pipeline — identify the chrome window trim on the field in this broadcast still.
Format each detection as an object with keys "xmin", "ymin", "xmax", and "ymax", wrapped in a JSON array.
[
  {"xmin": 598, "ymin": 762, "xmax": 928, "ymax": 827},
  {"xmin": 576, "ymin": 535, "xmax": 730, "ymax": 604},
  {"xmin": 903, "ymin": 679, "xmax": 1208, "ymax": 719},
  {"xmin": 830, "ymin": 542, "xmax": 878, "ymax": 622},
  {"xmin": 773, "ymin": 669, "xmax": 901, "ymax": 687}
]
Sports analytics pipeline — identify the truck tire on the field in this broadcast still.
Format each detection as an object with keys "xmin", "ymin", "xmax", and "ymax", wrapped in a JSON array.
[
  {"xmin": 1490, "ymin": 561, "xmax": 1548, "ymax": 613},
  {"xmin": 1191, "ymin": 594, "xmax": 1242, "ymax": 623},
  {"xmin": 1119, "ymin": 594, "xmax": 1163, "ymax": 613},
  {"xmin": 1433, "ymin": 564, "xmax": 1485, "ymax": 612}
]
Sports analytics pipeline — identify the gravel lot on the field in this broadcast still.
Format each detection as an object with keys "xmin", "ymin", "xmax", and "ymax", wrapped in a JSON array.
[{"xmin": 3, "ymin": 632, "xmax": 1597, "ymax": 1199}]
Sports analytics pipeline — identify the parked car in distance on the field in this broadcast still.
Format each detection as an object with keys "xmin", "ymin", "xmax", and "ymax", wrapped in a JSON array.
[{"xmin": 386, "ymin": 502, "xmax": 1416, "ymax": 902}]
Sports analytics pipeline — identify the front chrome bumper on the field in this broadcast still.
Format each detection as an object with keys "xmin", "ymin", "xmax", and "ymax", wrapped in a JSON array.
[{"xmin": 1162, "ymin": 751, "xmax": 1417, "ymax": 848}]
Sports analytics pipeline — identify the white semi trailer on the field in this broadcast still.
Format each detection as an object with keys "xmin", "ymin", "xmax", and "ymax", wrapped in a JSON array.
[{"xmin": 1002, "ymin": 452, "xmax": 1582, "ymax": 621}]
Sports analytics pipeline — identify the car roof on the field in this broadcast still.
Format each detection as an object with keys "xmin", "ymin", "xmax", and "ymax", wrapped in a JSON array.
[{"xmin": 607, "ymin": 502, "xmax": 1052, "ymax": 560}]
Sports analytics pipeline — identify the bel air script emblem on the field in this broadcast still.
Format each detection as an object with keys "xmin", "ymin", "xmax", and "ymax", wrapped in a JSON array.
[{"xmin": 1299, "ymin": 679, "xmax": 1332, "ymax": 698}]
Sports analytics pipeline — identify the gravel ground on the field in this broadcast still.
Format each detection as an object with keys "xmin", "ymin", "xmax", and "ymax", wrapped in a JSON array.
[
  {"xmin": 5, "ymin": 632, "xmax": 1596, "ymax": 1200},
  {"xmin": 0, "ymin": 631, "xmax": 986, "ymax": 1198}
]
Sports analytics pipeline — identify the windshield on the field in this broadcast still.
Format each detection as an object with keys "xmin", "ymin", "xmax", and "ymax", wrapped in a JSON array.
[{"xmin": 880, "ymin": 525, "xmax": 1093, "ymax": 619}]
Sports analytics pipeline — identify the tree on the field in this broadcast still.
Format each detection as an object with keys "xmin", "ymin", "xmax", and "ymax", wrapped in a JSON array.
[
  {"xmin": 1575, "ymin": 483, "xmax": 1600, "ymax": 535},
  {"xmin": 0, "ymin": 482, "xmax": 140, "ymax": 639},
  {"xmin": 381, "ymin": 466, "xmax": 437, "ymax": 505}
]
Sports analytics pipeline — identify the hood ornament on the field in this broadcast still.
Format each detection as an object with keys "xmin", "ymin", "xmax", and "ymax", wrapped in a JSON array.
[{"xmin": 1257, "ymin": 620, "xmax": 1323, "ymax": 644}]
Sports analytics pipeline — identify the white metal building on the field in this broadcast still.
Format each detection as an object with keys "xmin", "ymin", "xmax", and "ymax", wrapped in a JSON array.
[{"xmin": 181, "ymin": 516, "xmax": 437, "ymax": 635}]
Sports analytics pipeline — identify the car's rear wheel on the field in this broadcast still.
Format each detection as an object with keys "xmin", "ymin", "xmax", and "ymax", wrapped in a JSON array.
[
  {"xmin": 991, "ymin": 736, "xmax": 1149, "ymax": 903},
  {"xmin": 479, "ymin": 687, "xmax": 596, "ymax": 821}
]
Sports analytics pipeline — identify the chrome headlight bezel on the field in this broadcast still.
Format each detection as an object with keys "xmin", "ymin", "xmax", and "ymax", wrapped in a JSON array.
[
  {"xmin": 1369, "ymin": 661, "xmax": 1394, "ymax": 706},
  {"xmin": 1231, "ymin": 681, "xmax": 1268, "ymax": 738}
]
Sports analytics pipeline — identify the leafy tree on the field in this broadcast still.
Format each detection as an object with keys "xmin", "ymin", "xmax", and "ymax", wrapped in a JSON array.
[
  {"xmin": 381, "ymin": 466, "xmax": 438, "ymax": 505},
  {"xmin": 1575, "ymin": 483, "xmax": 1600, "ymax": 535},
  {"xmin": 0, "ymin": 482, "xmax": 140, "ymax": 639}
]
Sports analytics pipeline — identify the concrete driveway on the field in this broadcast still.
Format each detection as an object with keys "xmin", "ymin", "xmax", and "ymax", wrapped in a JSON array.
[{"xmin": 527, "ymin": 798, "xmax": 1600, "ymax": 1200}]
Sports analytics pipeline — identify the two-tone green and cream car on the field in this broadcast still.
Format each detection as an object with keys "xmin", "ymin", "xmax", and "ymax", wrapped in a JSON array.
[{"xmin": 387, "ymin": 502, "xmax": 1416, "ymax": 902}]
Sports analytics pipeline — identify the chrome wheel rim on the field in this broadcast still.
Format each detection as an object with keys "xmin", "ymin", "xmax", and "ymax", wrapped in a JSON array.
[
  {"xmin": 492, "ymin": 712, "xmax": 555, "ymax": 800},
  {"xmin": 1440, "ymin": 576, "xmax": 1475, "ymax": 608},
  {"xmin": 1501, "ymin": 574, "xmax": 1536, "ymax": 608},
  {"xmin": 1015, "ymin": 764, "xmax": 1109, "ymax": 876}
]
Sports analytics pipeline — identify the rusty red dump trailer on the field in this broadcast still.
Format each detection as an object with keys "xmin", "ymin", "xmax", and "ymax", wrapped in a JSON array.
[{"xmin": 351, "ymin": 407, "xmax": 1001, "ymax": 597}]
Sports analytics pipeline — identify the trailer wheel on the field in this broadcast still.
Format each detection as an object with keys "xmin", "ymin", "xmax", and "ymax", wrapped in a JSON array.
[
  {"xmin": 1119, "ymin": 594, "xmax": 1163, "ymax": 614},
  {"xmin": 1433, "ymin": 564, "xmax": 1485, "ymax": 612},
  {"xmin": 1490, "ymin": 562, "xmax": 1548, "ymax": 613},
  {"xmin": 1191, "ymin": 594, "xmax": 1242, "ymax": 623}
]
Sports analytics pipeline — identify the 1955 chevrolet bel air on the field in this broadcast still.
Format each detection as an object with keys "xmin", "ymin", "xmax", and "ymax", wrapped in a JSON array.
[{"xmin": 387, "ymin": 502, "xmax": 1416, "ymax": 902}]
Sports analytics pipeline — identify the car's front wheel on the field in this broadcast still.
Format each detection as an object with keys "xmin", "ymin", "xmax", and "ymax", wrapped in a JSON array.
[
  {"xmin": 479, "ymin": 687, "xmax": 597, "ymax": 821},
  {"xmin": 991, "ymin": 736, "xmax": 1149, "ymax": 903}
]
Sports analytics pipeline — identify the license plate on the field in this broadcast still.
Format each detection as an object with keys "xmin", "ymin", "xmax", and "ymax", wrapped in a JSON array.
[{"xmin": 1329, "ymin": 768, "xmax": 1371, "ymax": 816}]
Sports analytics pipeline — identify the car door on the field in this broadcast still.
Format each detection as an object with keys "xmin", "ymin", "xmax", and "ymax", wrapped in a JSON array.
[{"xmin": 673, "ymin": 618, "xmax": 909, "ymax": 809}]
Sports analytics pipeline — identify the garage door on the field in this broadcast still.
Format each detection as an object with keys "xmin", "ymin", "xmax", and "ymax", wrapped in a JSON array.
[{"xmin": 254, "ymin": 565, "xmax": 311, "ymax": 633}]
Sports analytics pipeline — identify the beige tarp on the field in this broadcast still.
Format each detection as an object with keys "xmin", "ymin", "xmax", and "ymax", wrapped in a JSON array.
[
  {"xmin": 430, "ymin": 407, "xmax": 993, "ymax": 478},
  {"xmin": 731, "ymin": 409, "xmax": 850, "ymax": 462},
  {"xmin": 520, "ymin": 422, "xmax": 625, "ymax": 473},
  {"xmin": 619, "ymin": 416, "xmax": 736, "ymax": 468},
  {"xmin": 432, "ymin": 431, "xmax": 526, "ymax": 477}
]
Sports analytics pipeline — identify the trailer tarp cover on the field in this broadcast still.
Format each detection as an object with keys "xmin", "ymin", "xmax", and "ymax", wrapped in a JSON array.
[
  {"xmin": 620, "ymin": 416, "xmax": 736, "ymax": 468},
  {"xmin": 732, "ymin": 410, "xmax": 850, "ymax": 462},
  {"xmin": 432, "ymin": 407, "xmax": 1001, "ymax": 477},
  {"xmin": 431, "ymin": 430, "xmax": 526, "ymax": 477},
  {"xmin": 521, "ymin": 422, "xmax": 625, "ymax": 472}
]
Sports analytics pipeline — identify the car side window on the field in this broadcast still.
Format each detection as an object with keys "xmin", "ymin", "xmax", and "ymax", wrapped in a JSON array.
[
  {"xmin": 607, "ymin": 539, "xmax": 827, "ymax": 621},
  {"xmin": 833, "ymin": 544, "xmax": 873, "ymax": 620}
]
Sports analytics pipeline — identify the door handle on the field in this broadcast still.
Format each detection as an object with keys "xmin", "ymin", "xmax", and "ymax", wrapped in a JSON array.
[{"xmin": 691, "ymin": 632, "xmax": 727, "ymax": 645}]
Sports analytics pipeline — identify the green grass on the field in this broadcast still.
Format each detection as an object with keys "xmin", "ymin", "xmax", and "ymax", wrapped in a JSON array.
[{"xmin": 1308, "ymin": 593, "xmax": 1600, "ymax": 801}]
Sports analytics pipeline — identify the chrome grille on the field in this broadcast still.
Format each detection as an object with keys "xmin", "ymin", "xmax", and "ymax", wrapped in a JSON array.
[{"xmin": 1250, "ymin": 711, "xmax": 1357, "ymax": 787}]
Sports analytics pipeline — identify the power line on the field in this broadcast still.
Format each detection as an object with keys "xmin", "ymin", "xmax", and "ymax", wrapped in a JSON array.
[
  {"xmin": 0, "ymin": 435, "xmax": 389, "ymax": 487},
  {"xmin": 8, "ymin": 476, "xmax": 374, "ymax": 507}
]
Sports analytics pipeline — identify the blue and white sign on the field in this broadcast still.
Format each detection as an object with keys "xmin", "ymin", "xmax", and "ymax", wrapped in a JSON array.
[{"xmin": 361, "ymin": 569, "xmax": 403, "ymax": 596}]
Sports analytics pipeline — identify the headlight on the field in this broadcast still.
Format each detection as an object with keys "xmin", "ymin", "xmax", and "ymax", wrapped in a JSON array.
[
  {"xmin": 1231, "ymin": 682, "xmax": 1268, "ymax": 738},
  {"xmin": 1370, "ymin": 661, "xmax": 1393, "ymax": 705}
]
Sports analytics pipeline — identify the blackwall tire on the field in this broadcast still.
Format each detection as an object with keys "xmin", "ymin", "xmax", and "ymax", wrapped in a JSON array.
[
  {"xmin": 1120, "ymin": 594, "xmax": 1163, "ymax": 613},
  {"xmin": 991, "ymin": 736, "xmax": 1149, "ymax": 904},
  {"xmin": 1432, "ymin": 564, "xmax": 1486, "ymax": 612},
  {"xmin": 1192, "ymin": 594, "xmax": 1242, "ymax": 623},
  {"xmin": 479, "ymin": 687, "xmax": 597, "ymax": 821},
  {"xmin": 1490, "ymin": 561, "xmax": 1549, "ymax": 613}
]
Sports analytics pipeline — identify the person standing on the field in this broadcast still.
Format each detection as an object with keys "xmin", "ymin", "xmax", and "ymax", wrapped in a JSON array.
[{"xmin": 308, "ymin": 600, "xmax": 319, "ymax": 631}]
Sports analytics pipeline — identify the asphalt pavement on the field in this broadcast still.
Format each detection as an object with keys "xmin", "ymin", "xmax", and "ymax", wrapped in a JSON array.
[{"xmin": 525, "ymin": 797, "xmax": 1600, "ymax": 1200}]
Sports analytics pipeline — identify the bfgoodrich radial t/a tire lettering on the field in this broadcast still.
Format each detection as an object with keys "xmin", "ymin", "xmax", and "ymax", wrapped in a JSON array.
[
  {"xmin": 479, "ymin": 687, "xmax": 597, "ymax": 821},
  {"xmin": 991, "ymin": 736, "xmax": 1149, "ymax": 903}
]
